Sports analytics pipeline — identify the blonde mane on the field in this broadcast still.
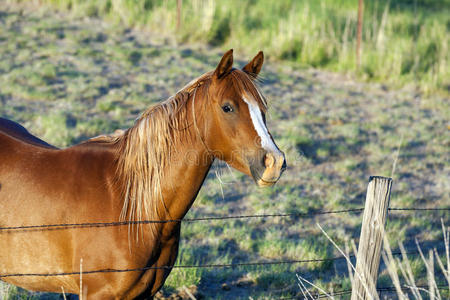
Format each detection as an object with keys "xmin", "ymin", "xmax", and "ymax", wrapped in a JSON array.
[{"xmin": 114, "ymin": 69, "xmax": 266, "ymax": 230}]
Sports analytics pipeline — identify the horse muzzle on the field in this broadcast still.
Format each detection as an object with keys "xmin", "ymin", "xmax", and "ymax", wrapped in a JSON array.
[{"xmin": 250, "ymin": 151, "xmax": 286, "ymax": 187}]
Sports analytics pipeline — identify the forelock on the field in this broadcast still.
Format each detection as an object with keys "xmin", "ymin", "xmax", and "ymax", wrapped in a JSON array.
[{"xmin": 217, "ymin": 69, "xmax": 267, "ymax": 112}]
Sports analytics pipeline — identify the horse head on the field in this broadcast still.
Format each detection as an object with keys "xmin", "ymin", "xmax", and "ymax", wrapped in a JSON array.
[{"xmin": 200, "ymin": 50, "xmax": 286, "ymax": 187}]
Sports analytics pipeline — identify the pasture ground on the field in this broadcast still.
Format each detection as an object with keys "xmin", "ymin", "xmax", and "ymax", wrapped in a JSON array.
[
  {"xmin": 0, "ymin": 3, "xmax": 449, "ymax": 299},
  {"xmin": 6, "ymin": 0, "xmax": 450, "ymax": 94}
]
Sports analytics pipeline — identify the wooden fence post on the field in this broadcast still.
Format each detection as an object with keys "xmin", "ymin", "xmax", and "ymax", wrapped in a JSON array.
[
  {"xmin": 351, "ymin": 176, "xmax": 392, "ymax": 300},
  {"xmin": 356, "ymin": 0, "xmax": 364, "ymax": 70},
  {"xmin": 176, "ymin": 0, "xmax": 182, "ymax": 31}
]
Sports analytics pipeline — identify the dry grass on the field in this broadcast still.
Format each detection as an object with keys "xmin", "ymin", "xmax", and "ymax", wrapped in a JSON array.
[
  {"xmin": 299, "ymin": 220, "xmax": 450, "ymax": 299},
  {"xmin": 7, "ymin": 0, "xmax": 450, "ymax": 94},
  {"xmin": 0, "ymin": 3, "xmax": 448, "ymax": 299}
]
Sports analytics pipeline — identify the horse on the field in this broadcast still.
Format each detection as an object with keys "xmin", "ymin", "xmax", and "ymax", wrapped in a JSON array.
[{"xmin": 0, "ymin": 50, "xmax": 286, "ymax": 299}]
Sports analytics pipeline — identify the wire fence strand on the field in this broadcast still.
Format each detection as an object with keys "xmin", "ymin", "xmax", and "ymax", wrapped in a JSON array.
[
  {"xmin": 388, "ymin": 207, "xmax": 450, "ymax": 211},
  {"xmin": 280, "ymin": 285, "xmax": 449, "ymax": 299},
  {"xmin": 0, "ymin": 247, "xmax": 445, "ymax": 279},
  {"xmin": 0, "ymin": 206, "xmax": 448, "ymax": 281},
  {"xmin": 0, "ymin": 208, "xmax": 365, "ymax": 232},
  {"xmin": 0, "ymin": 207, "xmax": 448, "ymax": 232}
]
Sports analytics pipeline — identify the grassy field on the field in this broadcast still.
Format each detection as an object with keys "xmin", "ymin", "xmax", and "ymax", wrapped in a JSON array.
[
  {"xmin": 0, "ymin": 2, "xmax": 449, "ymax": 299},
  {"xmin": 8, "ymin": 0, "xmax": 450, "ymax": 95}
]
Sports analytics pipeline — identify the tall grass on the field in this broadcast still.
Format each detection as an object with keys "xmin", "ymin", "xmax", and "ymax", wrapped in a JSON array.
[
  {"xmin": 303, "ymin": 220, "xmax": 450, "ymax": 299},
  {"xmin": 10, "ymin": 0, "xmax": 449, "ymax": 94}
]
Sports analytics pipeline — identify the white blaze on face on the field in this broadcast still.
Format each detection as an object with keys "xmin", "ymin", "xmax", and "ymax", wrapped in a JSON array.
[{"xmin": 243, "ymin": 97, "xmax": 280, "ymax": 154}]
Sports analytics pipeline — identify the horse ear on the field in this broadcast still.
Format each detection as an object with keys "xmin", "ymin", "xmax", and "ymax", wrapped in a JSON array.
[
  {"xmin": 214, "ymin": 49, "xmax": 234, "ymax": 79},
  {"xmin": 243, "ymin": 51, "xmax": 264, "ymax": 77}
]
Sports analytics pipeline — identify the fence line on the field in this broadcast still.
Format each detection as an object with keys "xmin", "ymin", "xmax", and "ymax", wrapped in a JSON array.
[
  {"xmin": 388, "ymin": 207, "xmax": 450, "ymax": 211},
  {"xmin": 280, "ymin": 285, "xmax": 449, "ymax": 299},
  {"xmin": 0, "ymin": 208, "xmax": 364, "ymax": 232},
  {"xmin": 0, "ymin": 207, "xmax": 448, "ymax": 232},
  {"xmin": 0, "ymin": 202, "xmax": 448, "ymax": 298},
  {"xmin": 0, "ymin": 247, "xmax": 445, "ymax": 279}
]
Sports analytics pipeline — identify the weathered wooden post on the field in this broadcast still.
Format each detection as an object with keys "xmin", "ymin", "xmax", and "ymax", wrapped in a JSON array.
[
  {"xmin": 356, "ymin": 0, "xmax": 364, "ymax": 70},
  {"xmin": 351, "ymin": 176, "xmax": 392, "ymax": 300},
  {"xmin": 176, "ymin": 0, "xmax": 182, "ymax": 31}
]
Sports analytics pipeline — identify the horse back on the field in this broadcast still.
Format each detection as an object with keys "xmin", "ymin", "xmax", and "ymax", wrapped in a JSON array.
[
  {"xmin": 0, "ymin": 118, "xmax": 119, "ymax": 213},
  {"xmin": 0, "ymin": 118, "xmax": 57, "ymax": 149}
]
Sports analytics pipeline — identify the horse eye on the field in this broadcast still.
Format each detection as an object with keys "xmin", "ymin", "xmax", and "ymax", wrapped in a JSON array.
[{"xmin": 222, "ymin": 104, "xmax": 233, "ymax": 113}]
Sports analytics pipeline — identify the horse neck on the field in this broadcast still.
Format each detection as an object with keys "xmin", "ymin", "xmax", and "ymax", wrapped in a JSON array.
[
  {"xmin": 160, "ymin": 132, "xmax": 213, "ymax": 221},
  {"xmin": 116, "ymin": 90, "xmax": 214, "ymax": 224}
]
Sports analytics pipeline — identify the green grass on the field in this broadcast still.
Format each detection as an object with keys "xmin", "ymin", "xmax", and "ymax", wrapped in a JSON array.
[
  {"xmin": 0, "ymin": 281, "xmax": 61, "ymax": 300},
  {"xmin": 11, "ymin": 0, "xmax": 450, "ymax": 94},
  {"xmin": 0, "ymin": 3, "xmax": 449, "ymax": 299}
]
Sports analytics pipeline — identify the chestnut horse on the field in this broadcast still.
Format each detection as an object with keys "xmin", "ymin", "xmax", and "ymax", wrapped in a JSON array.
[{"xmin": 0, "ymin": 50, "xmax": 286, "ymax": 299}]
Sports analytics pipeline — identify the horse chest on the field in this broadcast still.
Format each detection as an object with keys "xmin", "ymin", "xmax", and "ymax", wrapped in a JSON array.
[{"xmin": 122, "ymin": 225, "xmax": 181, "ymax": 298}]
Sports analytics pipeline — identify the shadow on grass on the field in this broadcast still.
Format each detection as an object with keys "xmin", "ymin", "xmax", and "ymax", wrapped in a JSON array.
[{"xmin": 297, "ymin": 135, "xmax": 369, "ymax": 165}]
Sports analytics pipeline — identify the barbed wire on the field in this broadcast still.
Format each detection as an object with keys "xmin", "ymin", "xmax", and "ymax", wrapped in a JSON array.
[
  {"xmin": 0, "ymin": 208, "xmax": 364, "ymax": 232},
  {"xmin": 389, "ymin": 207, "xmax": 450, "ymax": 211},
  {"xmin": 0, "ymin": 207, "xmax": 448, "ymax": 232},
  {"xmin": 0, "ymin": 258, "xmax": 335, "ymax": 278},
  {"xmin": 0, "ymin": 206, "xmax": 447, "ymax": 278},
  {"xmin": 0, "ymin": 207, "xmax": 448, "ymax": 299},
  {"xmin": 1, "ymin": 247, "xmax": 446, "ymax": 279},
  {"xmin": 279, "ymin": 285, "xmax": 450, "ymax": 299}
]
